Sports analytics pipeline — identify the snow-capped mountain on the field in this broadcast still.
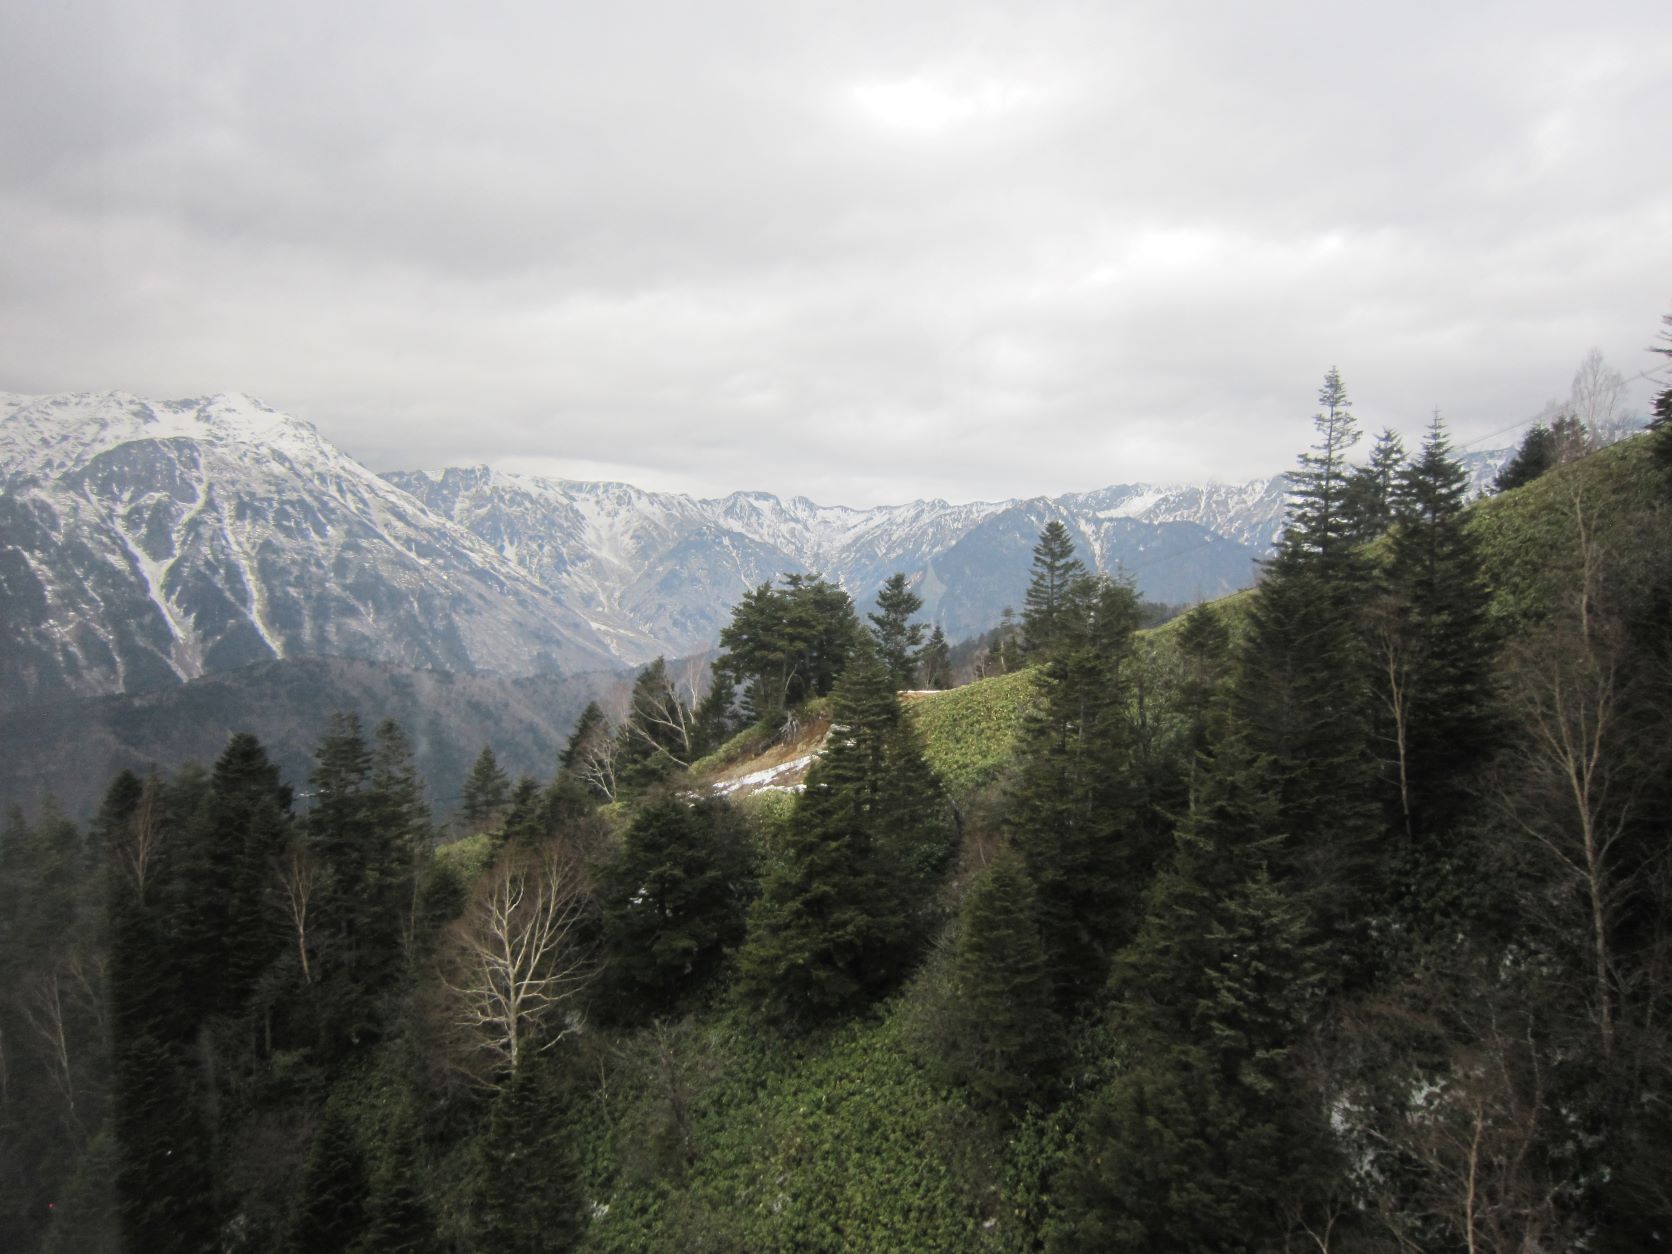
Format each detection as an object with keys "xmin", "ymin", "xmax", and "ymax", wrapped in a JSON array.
[
  {"xmin": 0, "ymin": 391, "xmax": 630, "ymax": 711},
  {"xmin": 0, "ymin": 390, "xmax": 1514, "ymax": 713},
  {"xmin": 385, "ymin": 468, "xmax": 1270, "ymax": 653}
]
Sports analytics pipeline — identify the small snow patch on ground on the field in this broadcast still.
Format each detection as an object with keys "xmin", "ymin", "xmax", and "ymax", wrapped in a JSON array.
[{"xmin": 711, "ymin": 752, "xmax": 818, "ymax": 796}]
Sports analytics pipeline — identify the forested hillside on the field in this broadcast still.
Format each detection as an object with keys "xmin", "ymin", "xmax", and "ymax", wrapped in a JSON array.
[{"xmin": 2, "ymin": 363, "xmax": 1669, "ymax": 1252}]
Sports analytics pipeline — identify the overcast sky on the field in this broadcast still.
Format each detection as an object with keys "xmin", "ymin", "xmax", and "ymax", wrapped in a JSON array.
[{"xmin": 2, "ymin": 1, "xmax": 1669, "ymax": 505}]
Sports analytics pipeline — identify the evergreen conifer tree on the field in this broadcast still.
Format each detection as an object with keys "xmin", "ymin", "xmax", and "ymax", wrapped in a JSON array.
[
  {"xmin": 868, "ymin": 572, "xmax": 926, "ymax": 690},
  {"xmin": 469, "ymin": 1052, "xmax": 582, "ymax": 1252},
  {"xmin": 1285, "ymin": 366, "xmax": 1363, "ymax": 566},
  {"xmin": 369, "ymin": 718, "xmax": 430, "ymax": 857},
  {"xmin": 917, "ymin": 623, "xmax": 953, "ymax": 689},
  {"xmin": 1650, "ymin": 309, "xmax": 1672, "ymax": 489},
  {"xmin": 1021, "ymin": 521, "xmax": 1088, "ymax": 658},
  {"xmin": 617, "ymin": 657, "xmax": 697, "ymax": 788},
  {"xmin": 934, "ymin": 847, "xmax": 1061, "ymax": 1109},
  {"xmin": 1007, "ymin": 577, "xmax": 1149, "ymax": 1008},
  {"xmin": 712, "ymin": 574, "xmax": 862, "ymax": 721},
  {"xmin": 355, "ymin": 1108, "xmax": 440, "ymax": 1254},
  {"xmin": 1237, "ymin": 369, "xmax": 1380, "ymax": 937},
  {"xmin": 1380, "ymin": 414, "xmax": 1499, "ymax": 842},
  {"xmin": 173, "ymin": 732, "xmax": 292, "ymax": 1021},
  {"xmin": 558, "ymin": 702, "xmax": 606, "ymax": 772},
  {"xmin": 104, "ymin": 768, "xmax": 223, "ymax": 1254},
  {"xmin": 597, "ymin": 796, "xmax": 756, "ymax": 1020},
  {"xmin": 737, "ymin": 643, "xmax": 951, "ymax": 1027},
  {"xmin": 1344, "ymin": 427, "xmax": 1406, "ymax": 541},
  {"xmin": 1052, "ymin": 741, "xmax": 1334, "ymax": 1252},
  {"xmin": 1493, "ymin": 422, "xmax": 1557, "ymax": 491},
  {"xmin": 1173, "ymin": 602, "xmax": 1233, "ymax": 812},
  {"xmin": 499, "ymin": 777, "xmax": 550, "ymax": 846},
  {"xmin": 460, "ymin": 746, "xmax": 511, "ymax": 827},
  {"xmin": 289, "ymin": 1103, "xmax": 370, "ymax": 1253},
  {"xmin": 305, "ymin": 713, "xmax": 407, "ymax": 1052},
  {"xmin": 557, "ymin": 702, "xmax": 618, "ymax": 804}
]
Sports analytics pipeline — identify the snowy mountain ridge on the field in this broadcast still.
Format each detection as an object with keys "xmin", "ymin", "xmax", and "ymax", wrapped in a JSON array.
[
  {"xmin": 0, "ymin": 390, "xmax": 1511, "ymax": 712},
  {"xmin": 0, "ymin": 391, "xmax": 640, "ymax": 712}
]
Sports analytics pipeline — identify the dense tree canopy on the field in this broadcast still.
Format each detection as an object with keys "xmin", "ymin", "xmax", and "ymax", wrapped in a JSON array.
[{"xmin": 710, "ymin": 573, "xmax": 862, "ymax": 722}]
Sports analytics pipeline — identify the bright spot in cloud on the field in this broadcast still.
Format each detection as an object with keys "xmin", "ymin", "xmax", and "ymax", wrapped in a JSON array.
[{"xmin": 849, "ymin": 75, "xmax": 1033, "ymax": 134}]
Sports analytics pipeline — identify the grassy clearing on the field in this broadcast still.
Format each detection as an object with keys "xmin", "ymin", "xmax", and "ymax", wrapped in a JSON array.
[
  {"xmin": 906, "ymin": 668, "xmax": 1038, "ymax": 803},
  {"xmin": 579, "ymin": 1008, "xmax": 1002, "ymax": 1253},
  {"xmin": 1466, "ymin": 435, "xmax": 1661, "ymax": 629}
]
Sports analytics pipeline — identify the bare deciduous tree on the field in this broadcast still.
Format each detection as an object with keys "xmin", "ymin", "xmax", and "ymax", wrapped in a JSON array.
[
  {"xmin": 443, "ymin": 841, "xmax": 596, "ymax": 1085},
  {"xmin": 276, "ymin": 843, "xmax": 319, "ymax": 984},
  {"xmin": 1568, "ymin": 347, "xmax": 1631, "ymax": 449},
  {"xmin": 1500, "ymin": 488, "xmax": 1644, "ymax": 1059},
  {"xmin": 115, "ymin": 775, "xmax": 164, "ymax": 905},
  {"xmin": 1366, "ymin": 591, "xmax": 1420, "ymax": 840},
  {"xmin": 23, "ymin": 965, "xmax": 84, "ymax": 1137},
  {"xmin": 571, "ymin": 718, "xmax": 621, "ymax": 803},
  {"xmin": 627, "ymin": 665, "xmax": 697, "ymax": 767}
]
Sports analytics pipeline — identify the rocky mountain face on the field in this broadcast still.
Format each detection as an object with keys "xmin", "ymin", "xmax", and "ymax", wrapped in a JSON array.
[
  {"xmin": 0, "ymin": 392, "xmax": 628, "ymax": 712},
  {"xmin": 385, "ymin": 470, "xmax": 1285, "ymax": 653},
  {"xmin": 1, "ymin": 390, "xmax": 1512, "ymax": 716}
]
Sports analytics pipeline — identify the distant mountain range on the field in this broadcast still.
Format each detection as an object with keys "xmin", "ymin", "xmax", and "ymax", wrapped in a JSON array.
[{"xmin": 0, "ymin": 390, "xmax": 1512, "ymax": 717}]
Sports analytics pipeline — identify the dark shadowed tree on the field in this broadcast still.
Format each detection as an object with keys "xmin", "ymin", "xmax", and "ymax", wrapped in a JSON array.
[
  {"xmin": 460, "ymin": 746, "xmax": 511, "ymax": 828},
  {"xmin": 917, "ymin": 623, "xmax": 953, "ymax": 689},
  {"xmin": 1494, "ymin": 422, "xmax": 1558, "ymax": 492},
  {"xmin": 1377, "ymin": 414, "xmax": 1498, "ymax": 844},
  {"xmin": 932, "ymin": 847, "xmax": 1061, "ymax": 1109},
  {"xmin": 737, "ymin": 643, "xmax": 952, "ymax": 1028},
  {"xmin": 1007, "ymin": 576, "xmax": 1150, "ymax": 1008},
  {"xmin": 596, "ymin": 796, "xmax": 756, "ymax": 1021}
]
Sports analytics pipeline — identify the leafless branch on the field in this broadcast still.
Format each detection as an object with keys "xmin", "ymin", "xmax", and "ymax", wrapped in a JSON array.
[{"xmin": 442, "ymin": 841, "xmax": 597, "ymax": 1086}]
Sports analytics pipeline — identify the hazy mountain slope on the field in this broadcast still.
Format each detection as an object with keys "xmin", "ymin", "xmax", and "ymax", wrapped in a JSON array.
[
  {"xmin": 0, "ymin": 656, "xmax": 618, "ymax": 824},
  {"xmin": 389, "ymin": 469, "xmax": 1274, "ymax": 653},
  {"xmin": 0, "ymin": 392, "xmax": 624, "ymax": 711}
]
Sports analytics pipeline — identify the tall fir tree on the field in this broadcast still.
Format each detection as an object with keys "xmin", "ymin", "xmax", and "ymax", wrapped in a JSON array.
[
  {"xmin": 288, "ymin": 1102, "xmax": 371, "ymax": 1253},
  {"xmin": 736, "ymin": 642, "xmax": 952, "ymax": 1028},
  {"xmin": 1020, "ymin": 521, "xmax": 1089, "ymax": 658},
  {"xmin": 1171, "ymin": 601, "xmax": 1235, "ymax": 814},
  {"xmin": 868, "ymin": 572, "xmax": 926, "ymax": 691},
  {"xmin": 558, "ymin": 702, "xmax": 606, "ymax": 772},
  {"xmin": 711, "ymin": 573, "xmax": 862, "ymax": 722},
  {"xmin": 616, "ymin": 657, "xmax": 697, "ymax": 788},
  {"xmin": 1237, "ymin": 368, "xmax": 1380, "ymax": 946},
  {"xmin": 460, "ymin": 746, "xmax": 511, "ymax": 827},
  {"xmin": 932, "ymin": 847, "xmax": 1061, "ymax": 1109},
  {"xmin": 1007, "ymin": 576, "xmax": 1150, "ymax": 1009},
  {"xmin": 468, "ymin": 1050, "xmax": 582, "ymax": 1252},
  {"xmin": 305, "ymin": 713, "xmax": 407, "ymax": 1053},
  {"xmin": 1051, "ymin": 740, "xmax": 1334, "ymax": 1252},
  {"xmin": 1344, "ymin": 426, "xmax": 1406, "ymax": 541},
  {"xmin": 1285, "ymin": 366, "xmax": 1363, "ymax": 566},
  {"xmin": 1493, "ymin": 422, "xmax": 1558, "ymax": 492},
  {"xmin": 106, "ymin": 769, "xmax": 221, "ymax": 1254},
  {"xmin": 1379, "ymin": 414, "xmax": 1499, "ymax": 845},
  {"xmin": 1650, "ymin": 308, "xmax": 1672, "ymax": 490},
  {"xmin": 172, "ymin": 732, "xmax": 292, "ymax": 1022},
  {"xmin": 917, "ymin": 622, "xmax": 953, "ymax": 689}
]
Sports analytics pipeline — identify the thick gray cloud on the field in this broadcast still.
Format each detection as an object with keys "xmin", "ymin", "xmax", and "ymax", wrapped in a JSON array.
[{"xmin": 3, "ymin": 0, "xmax": 1669, "ymax": 504}]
